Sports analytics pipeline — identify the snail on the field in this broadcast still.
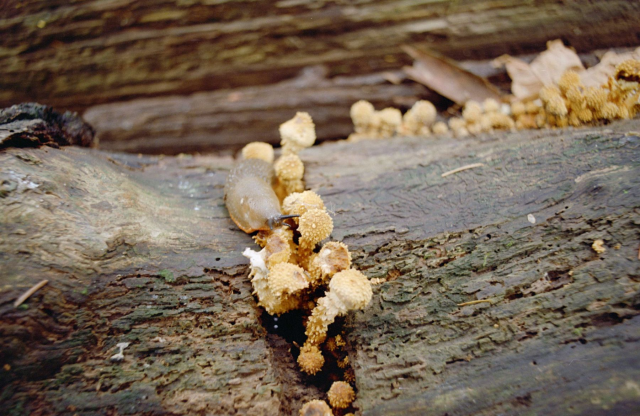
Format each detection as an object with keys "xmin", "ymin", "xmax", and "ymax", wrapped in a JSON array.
[{"xmin": 224, "ymin": 158, "xmax": 297, "ymax": 233}]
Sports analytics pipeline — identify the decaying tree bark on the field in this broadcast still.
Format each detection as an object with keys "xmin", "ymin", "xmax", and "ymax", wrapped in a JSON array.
[
  {"xmin": 1, "ymin": 116, "xmax": 639, "ymax": 415},
  {"xmin": 1, "ymin": 0, "xmax": 640, "ymax": 154}
]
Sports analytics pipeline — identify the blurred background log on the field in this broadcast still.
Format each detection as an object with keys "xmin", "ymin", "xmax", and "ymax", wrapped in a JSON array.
[{"xmin": 1, "ymin": 0, "xmax": 639, "ymax": 153}]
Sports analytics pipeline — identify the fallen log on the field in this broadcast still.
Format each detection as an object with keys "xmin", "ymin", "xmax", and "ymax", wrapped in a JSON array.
[{"xmin": 1, "ymin": 117, "xmax": 639, "ymax": 415}]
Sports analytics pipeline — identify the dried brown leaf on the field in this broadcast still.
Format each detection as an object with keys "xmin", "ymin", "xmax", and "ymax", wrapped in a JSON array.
[
  {"xmin": 493, "ymin": 40, "xmax": 584, "ymax": 100},
  {"xmin": 402, "ymin": 45, "xmax": 503, "ymax": 106},
  {"xmin": 581, "ymin": 47, "xmax": 640, "ymax": 87}
]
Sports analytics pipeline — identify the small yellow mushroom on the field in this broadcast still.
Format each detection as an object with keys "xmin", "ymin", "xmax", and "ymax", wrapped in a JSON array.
[
  {"xmin": 280, "ymin": 112, "xmax": 316, "ymax": 155},
  {"xmin": 327, "ymin": 381, "xmax": 355, "ymax": 409},
  {"xmin": 305, "ymin": 269, "xmax": 372, "ymax": 345},
  {"xmin": 282, "ymin": 191, "xmax": 326, "ymax": 223},
  {"xmin": 299, "ymin": 399, "xmax": 333, "ymax": 416},
  {"xmin": 298, "ymin": 209, "xmax": 334, "ymax": 250},
  {"xmin": 275, "ymin": 153, "xmax": 305, "ymax": 195},
  {"xmin": 462, "ymin": 101, "xmax": 483, "ymax": 124},
  {"xmin": 298, "ymin": 343, "xmax": 325, "ymax": 375},
  {"xmin": 558, "ymin": 70, "xmax": 583, "ymax": 96},
  {"xmin": 482, "ymin": 98, "xmax": 501, "ymax": 113},
  {"xmin": 308, "ymin": 241, "xmax": 352, "ymax": 285},
  {"xmin": 432, "ymin": 121, "xmax": 449, "ymax": 135},
  {"xmin": 268, "ymin": 263, "xmax": 309, "ymax": 297},
  {"xmin": 350, "ymin": 100, "xmax": 376, "ymax": 135}
]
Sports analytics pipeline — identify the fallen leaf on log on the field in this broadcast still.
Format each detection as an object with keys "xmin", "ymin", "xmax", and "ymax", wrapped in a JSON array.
[
  {"xmin": 402, "ymin": 45, "xmax": 503, "ymax": 106},
  {"xmin": 494, "ymin": 40, "xmax": 640, "ymax": 100}
]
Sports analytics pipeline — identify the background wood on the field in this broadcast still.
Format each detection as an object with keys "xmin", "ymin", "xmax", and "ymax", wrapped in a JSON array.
[
  {"xmin": 1, "ymin": 0, "xmax": 639, "ymax": 153},
  {"xmin": 1, "ymin": 119, "xmax": 639, "ymax": 415}
]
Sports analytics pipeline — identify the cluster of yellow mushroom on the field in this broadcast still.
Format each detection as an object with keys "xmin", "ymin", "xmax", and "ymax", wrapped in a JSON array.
[
  {"xmin": 536, "ymin": 60, "xmax": 640, "ymax": 127},
  {"xmin": 298, "ymin": 381, "xmax": 356, "ymax": 416},
  {"xmin": 240, "ymin": 112, "xmax": 371, "ymax": 415},
  {"xmin": 348, "ymin": 99, "xmax": 442, "ymax": 141},
  {"xmin": 347, "ymin": 59, "xmax": 640, "ymax": 140}
]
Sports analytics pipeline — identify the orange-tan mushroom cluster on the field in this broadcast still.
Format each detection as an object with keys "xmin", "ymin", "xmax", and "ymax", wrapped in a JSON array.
[
  {"xmin": 347, "ymin": 59, "xmax": 640, "ymax": 140},
  {"xmin": 239, "ymin": 112, "xmax": 373, "ymax": 415}
]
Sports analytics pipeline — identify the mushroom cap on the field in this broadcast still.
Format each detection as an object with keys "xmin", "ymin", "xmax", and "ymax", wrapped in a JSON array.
[
  {"xmin": 280, "ymin": 112, "xmax": 316, "ymax": 153},
  {"xmin": 282, "ymin": 191, "xmax": 326, "ymax": 219},
  {"xmin": 314, "ymin": 241, "xmax": 351, "ymax": 278},
  {"xmin": 378, "ymin": 107, "xmax": 402, "ymax": 127},
  {"xmin": 298, "ymin": 344, "xmax": 325, "ymax": 375},
  {"xmin": 268, "ymin": 263, "xmax": 309, "ymax": 296},
  {"xmin": 275, "ymin": 153, "xmax": 304, "ymax": 181},
  {"xmin": 409, "ymin": 100, "xmax": 437, "ymax": 126},
  {"xmin": 328, "ymin": 269, "xmax": 372, "ymax": 312},
  {"xmin": 432, "ymin": 121, "xmax": 449, "ymax": 135},
  {"xmin": 300, "ymin": 400, "xmax": 333, "ymax": 416},
  {"xmin": 264, "ymin": 230, "xmax": 293, "ymax": 268},
  {"xmin": 241, "ymin": 142, "xmax": 274, "ymax": 164},
  {"xmin": 299, "ymin": 209, "xmax": 333, "ymax": 249},
  {"xmin": 462, "ymin": 101, "xmax": 483, "ymax": 123},
  {"xmin": 327, "ymin": 381, "xmax": 355, "ymax": 409},
  {"xmin": 559, "ymin": 70, "xmax": 583, "ymax": 94},
  {"xmin": 350, "ymin": 100, "xmax": 375, "ymax": 127},
  {"xmin": 482, "ymin": 98, "xmax": 501, "ymax": 113}
]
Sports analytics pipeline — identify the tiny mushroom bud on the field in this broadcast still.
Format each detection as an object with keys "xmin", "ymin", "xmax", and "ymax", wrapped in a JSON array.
[
  {"xmin": 298, "ymin": 343, "xmax": 325, "ymax": 375},
  {"xmin": 275, "ymin": 154, "xmax": 304, "ymax": 182},
  {"xmin": 462, "ymin": 101, "xmax": 483, "ymax": 123},
  {"xmin": 432, "ymin": 121, "xmax": 449, "ymax": 135},
  {"xmin": 300, "ymin": 399, "xmax": 333, "ymax": 416},
  {"xmin": 482, "ymin": 98, "xmax": 500, "ymax": 113},
  {"xmin": 350, "ymin": 100, "xmax": 376, "ymax": 134},
  {"xmin": 327, "ymin": 381, "xmax": 355, "ymax": 409},
  {"xmin": 241, "ymin": 142, "xmax": 274, "ymax": 164}
]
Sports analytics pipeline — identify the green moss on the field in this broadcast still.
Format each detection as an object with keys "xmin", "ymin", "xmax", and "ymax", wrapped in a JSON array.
[{"xmin": 159, "ymin": 269, "xmax": 175, "ymax": 283}]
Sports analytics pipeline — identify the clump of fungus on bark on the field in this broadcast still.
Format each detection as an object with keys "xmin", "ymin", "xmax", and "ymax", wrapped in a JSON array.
[
  {"xmin": 299, "ymin": 400, "xmax": 333, "ymax": 416},
  {"xmin": 346, "ymin": 56, "xmax": 639, "ymax": 140},
  {"xmin": 327, "ymin": 381, "xmax": 356, "ymax": 409},
  {"xmin": 230, "ymin": 112, "xmax": 373, "ymax": 415}
]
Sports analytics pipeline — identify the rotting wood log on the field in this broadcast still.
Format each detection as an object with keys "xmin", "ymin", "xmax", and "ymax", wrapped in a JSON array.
[
  {"xmin": 1, "ymin": 118, "xmax": 639, "ymax": 415},
  {"xmin": 81, "ymin": 48, "xmax": 633, "ymax": 155},
  {"xmin": 82, "ymin": 68, "xmax": 433, "ymax": 155},
  {"xmin": 2, "ymin": 0, "xmax": 639, "ymax": 112}
]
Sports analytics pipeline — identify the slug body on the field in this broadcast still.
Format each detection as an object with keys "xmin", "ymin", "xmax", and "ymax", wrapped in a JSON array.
[{"xmin": 225, "ymin": 159, "xmax": 294, "ymax": 233}]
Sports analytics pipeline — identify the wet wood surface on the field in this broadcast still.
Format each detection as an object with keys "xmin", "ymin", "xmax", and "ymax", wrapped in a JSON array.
[{"xmin": 1, "ymin": 117, "xmax": 639, "ymax": 415}]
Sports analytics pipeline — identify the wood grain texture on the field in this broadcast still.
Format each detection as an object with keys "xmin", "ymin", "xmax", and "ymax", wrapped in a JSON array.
[
  {"xmin": 1, "ymin": 119, "xmax": 639, "ymax": 415},
  {"xmin": 2, "ymin": 0, "xmax": 639, "ymax": 111}
]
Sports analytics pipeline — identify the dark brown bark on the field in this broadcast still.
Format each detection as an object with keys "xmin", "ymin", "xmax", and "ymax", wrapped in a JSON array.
[
  {"xmin": 1, "ymin": 117, "xmax": 639, "ymax": 415},
  {"xmin": 1, "ymin": 0, "xmax": 640, "ymax": 154},
  {"xmin": 2, "ymin": 0, "xmax": 639, "ymax": 111}
]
